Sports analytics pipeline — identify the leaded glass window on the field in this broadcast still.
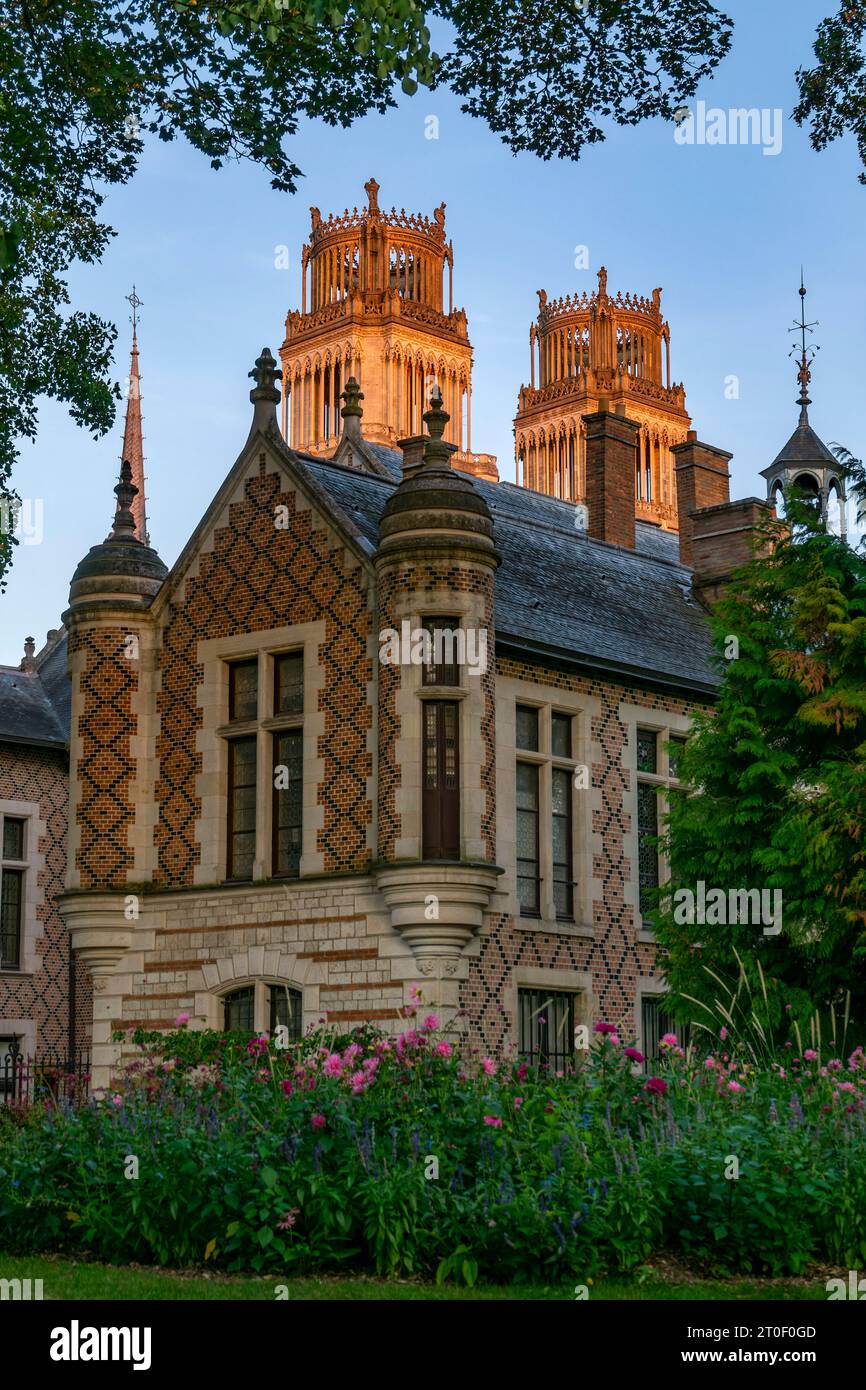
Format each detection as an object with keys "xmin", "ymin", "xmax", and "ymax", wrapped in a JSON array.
[
  {"xmin": 273, "ymin": 729, "xmax": 303, "ymax": 876},
  {"xmin": 637, "ymin": 782, "xmax": 659, "ymax": 916},
  {"xmin": 516, "ymin": 761, "xmax": 540, "ymax": 914}
]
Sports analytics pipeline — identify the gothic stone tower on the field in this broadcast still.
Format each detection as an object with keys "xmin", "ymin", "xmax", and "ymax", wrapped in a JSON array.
[
  {"xmin": 280, "ymin": 178, "xmax": 497, "ymax": 481},
  {"xmin": 514, "ymin": 268, "xmax": 691, "ymax": 531}
]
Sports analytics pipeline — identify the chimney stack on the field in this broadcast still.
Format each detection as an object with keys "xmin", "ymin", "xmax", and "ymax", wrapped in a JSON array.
[
  {"xmin": 672, "ymin": 432, "xmax": 732, "ymax": 566},
  {"xmin": 397, "ymin": 434, "xmax": 429, "ymax": 476},
  {"xmin": 689, "ymin": 497, "xmax": 775, "ymax": 605},
  {"xmin": 582, "ymin": 408, "xmax": 638, "ymax": 549}
]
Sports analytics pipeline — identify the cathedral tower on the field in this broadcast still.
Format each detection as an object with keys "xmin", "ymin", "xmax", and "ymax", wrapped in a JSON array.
[
  {"xmin": 514, "ymin": 268, "xmax": 691, "ymax": 531},
  {"xmin": 280, "ymin": 178, "xmax": 496, "ymax": 480}
]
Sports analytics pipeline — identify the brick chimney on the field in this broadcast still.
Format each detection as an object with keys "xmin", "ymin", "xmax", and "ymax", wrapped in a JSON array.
[
  {"xmin": 689, "ymin": 497, "xmax": 775, "ymax": 604},
  {"xmin": 672, "ymin": 431, "xmax": 732, "ymax": 566},
  {"xmin": 582, "ymin": 407, "xmax": 638, "ymax": 549},
  {"xmin": 397, "ymin": 434, "xmax": 429, "ymax": 476}
]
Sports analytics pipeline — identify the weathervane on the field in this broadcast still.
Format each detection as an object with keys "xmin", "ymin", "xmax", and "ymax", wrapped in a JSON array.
[
  {"xmin": 126, "ymin": 285, "xmax": 143, "ymax": 338},
  {"xmin": 788, "ymin": 269, "xmax": 819, "ymax": 417}
]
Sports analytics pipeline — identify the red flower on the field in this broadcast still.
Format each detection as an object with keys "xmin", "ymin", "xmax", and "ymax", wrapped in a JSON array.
[{"xmin": 644, "ymin": 1076, "xmax": 668, "ymax": 1097}]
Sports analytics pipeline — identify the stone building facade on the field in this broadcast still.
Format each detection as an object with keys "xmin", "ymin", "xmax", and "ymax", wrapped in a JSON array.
[
  {"xmin": 55, "ymin": 335, "xmax": 764, "ymax": 1091},
  {"xmin": 6, "ymin": 192, "xmax": 823, "ymax": 1096}
]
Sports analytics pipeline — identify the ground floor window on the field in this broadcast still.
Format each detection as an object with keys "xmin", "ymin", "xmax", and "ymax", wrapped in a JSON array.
[
  {"xmin": 641, "ymin": 995, "xmax": 685, "ymax": 1067},
  {"xmin": 223, "ymin": 986, "xmax": 255, "ymax": 1032},
  {"xmin": 222, "ymin": 981, "xmax": 303, "ymax": 1037},
  {"xmin": 269, "ymin": 984, "xmax": 303, "ymax": 1039},
  {"xmin": 517, "ymin": 987, "xmax": 576, "ymax": 1070}
]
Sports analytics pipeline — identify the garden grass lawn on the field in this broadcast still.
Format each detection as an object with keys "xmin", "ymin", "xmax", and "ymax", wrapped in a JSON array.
[{"xmin": 0, "ymin": 1254, "xmax": 830, "ymax": 1300}]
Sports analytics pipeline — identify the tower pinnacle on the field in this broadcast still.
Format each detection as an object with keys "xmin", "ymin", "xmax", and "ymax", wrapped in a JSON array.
[{"xmin": 120, "ymin": 286, "xmax": 149, "ymax": 544}]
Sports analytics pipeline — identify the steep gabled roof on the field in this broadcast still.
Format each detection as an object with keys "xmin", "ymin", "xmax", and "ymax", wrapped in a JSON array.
[{"xmin": 0, "ymin": 628, "xmax": 70, "ymax": 749}]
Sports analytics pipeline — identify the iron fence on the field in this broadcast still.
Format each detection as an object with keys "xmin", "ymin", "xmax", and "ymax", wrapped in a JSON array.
[{"xmin": 0, "ymin": 1040, "xmax": 91, "ymax": 1105}]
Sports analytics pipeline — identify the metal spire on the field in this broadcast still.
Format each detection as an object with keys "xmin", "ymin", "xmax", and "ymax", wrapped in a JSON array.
[{"xmin": 789, "ymin": 269, "xmax": 820, "ymax": 426}]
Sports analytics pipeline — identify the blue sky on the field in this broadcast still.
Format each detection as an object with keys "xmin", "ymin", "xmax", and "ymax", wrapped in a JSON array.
[{"xmin": 2, "ymin": 0, "xmax": 864, "ymax": 665}]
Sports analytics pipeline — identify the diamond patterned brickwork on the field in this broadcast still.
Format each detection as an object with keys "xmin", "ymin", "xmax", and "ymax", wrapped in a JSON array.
[
  {"xmin": 70, "ymin": 627, "xmax": 138, "ymax": 889},
  {"xmin": 0, "ymin": 744, "xmax": 92, "ymax": 1051},
  {"xmin": 464, "ymin": 656, "xmax": 702, "ymax": 1050},
  {"xmin": 376, "ymin": 560, "xmax": 495, "ymax": 862},
  {"xmin": 154, "ymin": 464, "xmax": 372, "ymax": 884}
]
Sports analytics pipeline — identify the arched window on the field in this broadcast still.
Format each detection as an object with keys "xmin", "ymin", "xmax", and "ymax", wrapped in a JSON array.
[
  {"xmin": 224, "ymin": 986, "xmax": 254, "ymax": 1032},
  {"xmin": 222, "ymin": 982, "xmax": 303, "ymax": 1037}
]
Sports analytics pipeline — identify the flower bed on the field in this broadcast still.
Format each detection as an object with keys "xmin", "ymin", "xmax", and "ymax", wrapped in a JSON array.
[{"xmin": 1, "ymin": 1007, "xmax": 864, "ymax": 1283}]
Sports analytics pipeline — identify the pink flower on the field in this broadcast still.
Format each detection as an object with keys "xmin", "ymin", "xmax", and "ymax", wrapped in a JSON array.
[
  {"xmin": 481, "ymin": 1056, "xmax": 497, "ymax": 1076},
  {"xmin": 435, "ymin": 1041, "xmax": 452, "ymax": 1059},
  {"xmin": 323, "ymin": 1053, "xmax": 343, "ymax": 1077},
  {"xmin": 281, "ymin": 1079, "xmax": 293, "ymax": 1097},
  {"xmin": 310, "ymin": 1113, "xmax": 326, "ymax": 1131},
  {"xmin": 644, "ymin": 1077, "xmax": 667, "ymax": 1097},
  {"xmin": 422, "ymin": 1013, "xmax": 440, "ymax": 1031},
  {"xmin": 719, "ymin": 1026, "xmax": 728, "ymax": 1041},
  {"xmin": 517, "ymin": 1062, "xmax": 529, "ymax": 1081},
  {"xmin": 513, "ymin": 1097, "xmax": 524, "ymax": 1110},
  {"xmin": 408, "ymin": 985, "xmax": 423, "ymax": 1005},
  {"xmin": 483, "ymin": 1115, "xmax": 503, "ymax": 1127},
  {"xmin": 342, "ymin": 1043, "xmax": 362, "ymax": 1065},
  {"xmin": 804, "ymin": 1049, "xmax": 818, "ymax": 1061},
  {"xmin": 660, "ymin": 1032, "xmax": 679, "ymax": 1047},
  {"xmin": 624, "ymin": 1047, "xmax": 644, "ymax": 1063},
  {"xmin": 174, "ymin": 1013, "xmax": 190, "ymax": 1027},
  {"xmin": 593, "ymin": 1021, "xmax": 617, "ymax": 1035},
  {"xmin": 609, "ymin": 1033, "xmax": 621, "ymax": 1047},
  {"xmin": 704, "ymin": 1057, "xmax": 716, "ymax": 1069},
  {"xmin": 111, "ymin": 1094, "xmax": 123, "ymax": 1106},
  {"xmin": 362, "ymin": 1056, "xmax": 379, "ymax": 1075},
  {"xmin": 246, "ymin": 1035, "xmax": 269, "ymax": 1056},
  {"xmin": 277, "ymin": 1208, "xmax": 300, "ymax": 1231},
  {"xmin": 727, "ymin": 1080, "xmax": 743, "ymax": 1093},
  {"xmin": 350, "ymin": 1070, "xmax": 367, "ymax": 1093}
]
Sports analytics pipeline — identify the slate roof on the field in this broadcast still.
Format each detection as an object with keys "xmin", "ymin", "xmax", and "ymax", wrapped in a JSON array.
[
  {"xmin": 0, "ymin": 629, "xmax": 70, "ymax": 749},
  {"xmin": 764, "ymin": 413, "xmax": 838, "ymax": 474},
  {"xmin": 295, "ymin": 449, "xmax": 719, "ymax": 696}
]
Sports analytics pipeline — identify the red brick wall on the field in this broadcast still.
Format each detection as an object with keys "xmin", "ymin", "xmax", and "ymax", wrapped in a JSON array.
[
  {"xmin": 70, "ymin": 626, "xmax": 138, "ymax": 890},
  {"xmin": 154, "ymin": 462, "xmax": 373, "ymax": 884},
  {"xmin": 465, "ymin": 656, "xmax": 706, "ymax": 1049},
  {"xmin": 0, "ymin": 744, "xmax": 91, "ymax": 1052}
]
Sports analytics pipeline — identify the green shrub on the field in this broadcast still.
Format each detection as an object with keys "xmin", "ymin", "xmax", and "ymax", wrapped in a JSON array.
[{"xmin": 1, "ymin": 1012, "xmax": 864, "ymax": 1280}]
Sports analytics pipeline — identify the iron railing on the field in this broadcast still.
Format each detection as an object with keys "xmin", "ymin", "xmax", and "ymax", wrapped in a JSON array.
[{"xmin": 0, "ymin": 1040, "xmax": 91, "ymax": 1105}]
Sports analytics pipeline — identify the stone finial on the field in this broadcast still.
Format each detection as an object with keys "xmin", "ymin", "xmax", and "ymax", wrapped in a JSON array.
[
  {"xmin": 110, "ymin": 460, "xmax": 139, "ymax": 540},
  {"xmin": 340, "ymin": 377, "xmax": 364, "ymax": 441},
  {"xmin": 422, "ymin": 385, "xmax": 451, "ymax": 470},
  {"xmin": 248, "ymin": 347, "xmax": 282, "ymax": 433},
  {"xmin": 21, "ymin": 635, "xmax": 36, "ymax": 672}
]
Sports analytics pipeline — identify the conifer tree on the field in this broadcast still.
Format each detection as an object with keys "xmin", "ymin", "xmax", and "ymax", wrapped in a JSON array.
[{"xmin": 653, "ymin": 458, "xmax": 866, "ymax": 1034}]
